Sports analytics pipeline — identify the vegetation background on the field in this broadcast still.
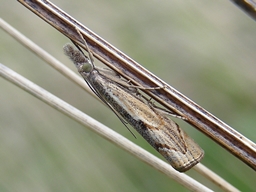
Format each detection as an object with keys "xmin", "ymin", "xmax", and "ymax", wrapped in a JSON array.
[{"xmin": 0, "ymin": 0, "xmax": 255, "ymax": 191}]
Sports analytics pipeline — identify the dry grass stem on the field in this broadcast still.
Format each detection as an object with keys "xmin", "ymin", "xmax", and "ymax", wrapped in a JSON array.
[
  {"xmin": 0, "ymin": 63, "xmax": 213, "ymax": 192},
  {"xmin": 17, "ymin": 0, "xmax": 256, "ymax": 171},
  {"xmin": 0, "ymin": 18, "xmax": 241, "ymax": 192}
]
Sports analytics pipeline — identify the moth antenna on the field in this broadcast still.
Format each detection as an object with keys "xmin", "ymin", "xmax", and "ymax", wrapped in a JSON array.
[{"xmin": 75, "ymin": 27, "xmax": 95, "ymax": 65}]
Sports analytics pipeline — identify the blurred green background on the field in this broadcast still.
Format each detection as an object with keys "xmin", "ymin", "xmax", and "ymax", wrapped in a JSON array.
[{"xmin": 0, "ymin": 0, "xmax": 255, "ymax": 191}]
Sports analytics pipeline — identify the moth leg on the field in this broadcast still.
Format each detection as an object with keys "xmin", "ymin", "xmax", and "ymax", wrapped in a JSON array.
[
  {"xmin": 146, "ymin": 98, "xmax": 186, "ymax": 120},
  {"xmin": 125, "ymin": 81, "xmax": 165, "ymax": 90}
]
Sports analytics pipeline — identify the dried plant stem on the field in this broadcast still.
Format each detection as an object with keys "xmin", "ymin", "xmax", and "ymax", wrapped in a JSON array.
[
  {"xmin": 0, "ymin": 18, "xmax": 95, "ymax": 100},
  {"xmin": 0, "ymin": 18, "xmax": 241, "ymax": 192},
  {"xmin": 17, "ymin": 0, "xmax": 256, "ymax": 171},
  {"xmin": 194, "ymin": 164, "xmax": 239, "ymax": 192},
  {"xmin": 0, "ymin": 63, "xmax": 213, "ymax": 192},
  {"xmin": 231, "ymin": 0, "xmax": 256, "ymax": 20}
]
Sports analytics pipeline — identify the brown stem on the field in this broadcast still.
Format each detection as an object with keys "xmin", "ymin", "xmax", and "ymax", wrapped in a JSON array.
[{"xmin": 18, "ymin": 0, "xmax": 256, "ymax": 170}]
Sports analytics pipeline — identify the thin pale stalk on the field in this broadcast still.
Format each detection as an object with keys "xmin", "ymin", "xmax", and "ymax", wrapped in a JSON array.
[
  {"xmin": 17, "ymin": 0, "xmax": 256, "ymax": 170},
  {"xmin": 0, "ymin": 63, "xmax": 213, "ymax": 192},
  {"xmin": 194, "ymin": 164, "xmax": 240, "ymax": 192},
  {"xmin": 0, "ymin": 18, "xmax": 240, "ymax": 192},
  {"xmin": 0, "ymin": 18, "xmax": 97, "ymax": 100}
]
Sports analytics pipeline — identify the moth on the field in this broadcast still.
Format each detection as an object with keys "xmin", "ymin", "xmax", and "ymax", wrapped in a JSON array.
[{"xmin": 63, "ymin": 35, "xmax": 204, "ymax": 172}]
